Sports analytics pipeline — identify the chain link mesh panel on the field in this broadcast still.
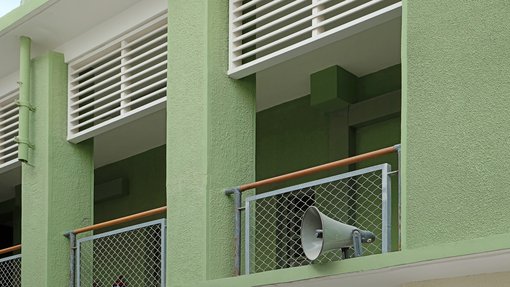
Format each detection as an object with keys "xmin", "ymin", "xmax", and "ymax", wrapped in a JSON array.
[
  {"xmin": 77, "ymin": 220, "xmax": 165, "ymax": 287},
  {"xmin": 0, "ymin": 254, "xmax": 21, "ymax": 287},
  {"xmin": 245, "ymin": 165, "xmax": 391, "ymax": 274}
]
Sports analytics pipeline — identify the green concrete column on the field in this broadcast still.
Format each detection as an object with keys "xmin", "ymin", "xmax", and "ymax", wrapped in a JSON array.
[
  {"xmin": 21, "ymin": 52, "xmax": 94, "ymax": 286},
  {"xmin": 404, "ymin": 0, "xmax": 510, "ymax": 250},
  {"xmin": 166, "ymin": 1, "xmax": 255, "ymax": 286}
]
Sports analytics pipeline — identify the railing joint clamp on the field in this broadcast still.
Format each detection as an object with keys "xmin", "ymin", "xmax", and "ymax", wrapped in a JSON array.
[{"xmin": 225, "ymin": 187, "xmax": 241, "ymax": 196}]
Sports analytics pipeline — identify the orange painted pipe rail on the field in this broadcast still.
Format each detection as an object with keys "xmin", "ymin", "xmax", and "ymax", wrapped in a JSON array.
[
  {"xmin": 237, "ymin": 145, "xmax": 399, "ymax": 192},
  {"xmin": 73, "ymin": 206, "xmax": 167, "ymax": 235},
  {"xmin": 0, "ymin": 244, "xmax": 21, "ymax": 255}
]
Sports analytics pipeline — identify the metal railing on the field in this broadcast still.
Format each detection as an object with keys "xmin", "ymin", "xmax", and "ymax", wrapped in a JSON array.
[
  {"xmin": 0, "ymin": 245, "xmax": 22, "ymax": 286},
  {"xmin": 226, "ymin": 145, "xmax": 400, "ymax": 275},
  {"xmin": 65, "ymin": 207, "xmax": 167, "ymax": 287}
]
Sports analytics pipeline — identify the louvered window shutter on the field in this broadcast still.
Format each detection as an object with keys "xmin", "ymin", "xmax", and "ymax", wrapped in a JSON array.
[{"xmin": 68, "ymin": 14, "xmax": 167, "ymax": 143}]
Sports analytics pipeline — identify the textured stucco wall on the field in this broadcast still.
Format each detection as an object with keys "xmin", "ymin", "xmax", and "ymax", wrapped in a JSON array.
[
  {"xmin": 403, "ymin": 271, "xmax": 510, "ymax": 287},
  {"xmin": 166, "ymin": 0, "xmax": 256, "ymax": 286},
  {"xmin": 405, "ymin": 1, "xmax": 510, "ymax": 249},
  {"xmin": 21, "ymin": 52, "xmax": 94, "ymax": 287}
]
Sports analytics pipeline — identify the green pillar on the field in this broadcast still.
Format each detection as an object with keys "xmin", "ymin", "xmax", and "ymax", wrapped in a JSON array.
[
  {"xmin": 21, "ymin": 52, "xmax": 94, "ymax": 286},
  {"xmin": 166, "ymin": 1, "xmax": 256, "ymax": 286}
]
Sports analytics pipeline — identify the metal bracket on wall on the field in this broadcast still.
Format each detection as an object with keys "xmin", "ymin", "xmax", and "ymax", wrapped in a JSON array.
[
  {"xmin": 14, "ymin": 137, "xmax": 35, "ymax": 150},
  {"xmin": 225, "ymin": 187, "xmax": 243, "ymax": 276},
  {"xmin": 15, "ymin": 99, "xmax": 36, "ymax": 112}
]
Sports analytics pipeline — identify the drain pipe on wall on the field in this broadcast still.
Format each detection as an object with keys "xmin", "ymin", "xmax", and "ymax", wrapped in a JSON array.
[{"xmin": 17, "ymin": 36, "xmax": 35, "ymax": 163}]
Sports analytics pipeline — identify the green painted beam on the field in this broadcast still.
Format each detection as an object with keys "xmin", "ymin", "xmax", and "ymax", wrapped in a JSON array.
[
  {"xmin": 21, "ymin": 52, "xmax": 94, "ymax": 287},
  {"xmin": 348, "ymin": 90, "xmax": 401, "ymax": 127},
  {"xmin": 310, "ymin": 66, "xmax": 358, "ymax": 112}
]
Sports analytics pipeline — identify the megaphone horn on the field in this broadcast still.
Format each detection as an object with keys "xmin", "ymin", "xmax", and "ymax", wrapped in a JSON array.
[{"xmin": 300, "ymin": 206, "xmax": 375, "ymax": 261}]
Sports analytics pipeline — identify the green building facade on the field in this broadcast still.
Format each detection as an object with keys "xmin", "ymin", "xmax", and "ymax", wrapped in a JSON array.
[{"xmin": 0, "ymin": 1, "xmax": 509, "ymax": 286}]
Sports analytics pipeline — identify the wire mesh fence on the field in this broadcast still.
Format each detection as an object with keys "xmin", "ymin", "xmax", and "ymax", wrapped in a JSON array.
[
  {"xmin": 0, "ymin": 254, "xmax": 21, "ymax": 287},
  {"xmin": 76, "ymin": 219, "xmax": 166, "ymax": 287},
  {"xmin": 244, "ymin": 164, "xmax": 392, "ymax": 274}
]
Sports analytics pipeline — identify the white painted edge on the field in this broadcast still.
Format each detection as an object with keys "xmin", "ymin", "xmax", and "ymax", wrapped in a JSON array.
[
  {"xmin": 0, "ymin": 159, "xmax": 20, "ymax": 175},
  {"xmin": 228, "ymin": 3, "xmax": 402, "ymax": 79},
  {"xmin": 67, "ymin": 97, "xmax": 166, "ymax": 143},
  {"xmin": 56, "ymin": 0, "xmax": 167, "ymax": 63}
]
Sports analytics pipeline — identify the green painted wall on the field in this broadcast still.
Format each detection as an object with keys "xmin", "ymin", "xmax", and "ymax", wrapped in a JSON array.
[
  {"xmin": 21, "ymin": 52, "xmax": 94, "ymax": 287},
  {"xmin": 256, "ymin": 65, "xmax": 401, "ymax": 189},
  {"xmin": 94, "ymin": 145, "xmax": 166, "ymax": 226},
  {"xmin": 202, "ymin": 232, "xmax": 510, "ymax": 287},
  {"xmin": 404, "ymin": 0, "xmax": 510, "ymax": 249},
  {"xmin": 166, "ymin": 1, "xmax": 256, "ymax": 286},
  {"xmin": 403, "ymin": 271, "xmax": 510, "ymax": 287},
  {"xmin": 257, "ymin": 95, "xmax": 330, "ymax": 189}
]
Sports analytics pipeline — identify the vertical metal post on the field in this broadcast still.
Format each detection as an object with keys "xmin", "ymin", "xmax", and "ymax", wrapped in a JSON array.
[
  {"xmin": 352, "ymin": 231, "xmax": 362, "ymax": 257},
  {"xmin": 233, "ymin": 188, "xmax": 242, "ymax": 276},
  {"xmin": 395, "ymin": 144, "xmax": 402, "ymax": 250},
  {"xmin": 67, "ymin": 232, "xmax": 76, "ymax": 287},
  {"xmin": 160, "ymin": 220, "xmax": 167, "ymax": 286},
  {"xmin": 225, "ymin": 187, "xmax": 243, "ymax": 276},
  {"xmin": 244, "ymin": 199, "xmax": 251, "ymax": 275},
  {"xmin": 381, "ymin": 163, "xmax": 392, "ymax": 253}
]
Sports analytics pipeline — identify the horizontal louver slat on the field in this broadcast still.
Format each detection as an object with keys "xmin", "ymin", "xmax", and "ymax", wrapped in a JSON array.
[
  {"xmin": 0, "ymin": 89, "xmax": 19, "ymax": 168},
  {"xmin": 68, "ymin": 13, "xmax": 168, "ymax": 143},
  {"xmin": 228, "ymin": 0, "xmax": 402, "ymax": 78}
]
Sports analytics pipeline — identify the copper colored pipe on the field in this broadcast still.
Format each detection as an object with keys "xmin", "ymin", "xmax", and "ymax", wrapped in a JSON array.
[
  {"xmin": 0, "ymin": 244, "xmax": 21, "ymax": 255},
  {"xmin": 239, "ymin": 146, "xmax": 398, "ymax": 192},
  {"xmin": 73, "ymin": 206, "xmax": 167, "ymax": 235}
]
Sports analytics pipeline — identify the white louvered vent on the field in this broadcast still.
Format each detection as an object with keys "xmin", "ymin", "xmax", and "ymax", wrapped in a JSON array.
[
  {"xmin": 68, "ymin": 14, "xmax": 167, "ymax": 143},
  {"xmin": 228, "ymin": 0, "xmax": 402, "ymax": 79},
  {"xmin": 0, "ymin": 89, "xmax": 19, "ymax": 170}
]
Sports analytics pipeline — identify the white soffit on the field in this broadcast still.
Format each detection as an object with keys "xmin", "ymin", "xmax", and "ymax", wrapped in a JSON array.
[
  {"xmin": 0, "ymin": 0, "xmax": 167, "ymax": 78},
  {"xmin": 256, "ymin": 16, "xmax": 401, "ymax": 112}
]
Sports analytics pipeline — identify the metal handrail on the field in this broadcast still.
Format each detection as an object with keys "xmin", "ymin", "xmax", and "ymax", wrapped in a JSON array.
[
  {"xmin": 65, "ymin": 206, "xmax": 167, "ymax": 287},
  {"xmin": 0, "ymin": 244, "xmax": 21, "ymax": 256},
  {"xmin": 72, "ymin": 206, "xmax": 167, "ymax": 235},
  {"xmin": 227, "ymin": 144, "xmax": 400, "ymax": 194}
]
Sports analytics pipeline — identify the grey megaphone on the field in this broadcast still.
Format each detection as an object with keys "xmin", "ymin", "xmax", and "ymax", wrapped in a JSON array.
[{"xmin": 300, "ymin": 206, "xmax": 376, "ymax": 261}]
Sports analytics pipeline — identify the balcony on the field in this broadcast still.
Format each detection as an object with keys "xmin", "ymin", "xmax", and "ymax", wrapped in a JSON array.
[
  {"xmin": 0, "ymin": 245, "xmax": 21, "ymax": 287},
  {"xmin": 227, "ymin": 146, "xmax": 400, "ymax": 275},
  {"xmin": 67, "ymin": 207, "xmax": 167, "ymax": 287},
  {"xmin": 228, "ymin": 0, "xmax": 402, "ymax": 79}
]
